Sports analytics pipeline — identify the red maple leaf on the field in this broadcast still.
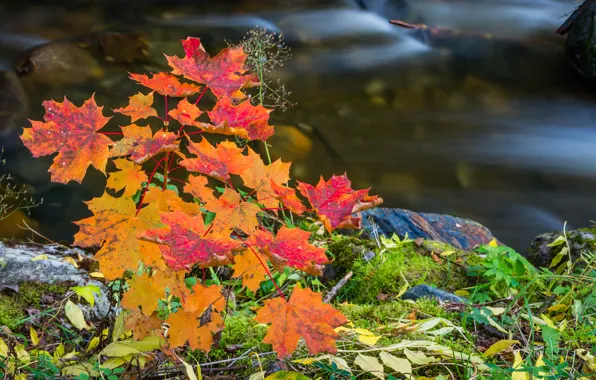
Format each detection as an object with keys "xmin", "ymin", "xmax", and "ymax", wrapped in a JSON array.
[
  {"xmin": 298, "ymin": 174, "xmax": 383, "ymax": 232},
  {"xmin": 270, "ymin": 180, "xmax": 307, "ymax": 215},
  {"xmin": 165, "ymin": 37, "xmax": 258, "ymax": 100},
  {"xmin": 249, "ymin": 226, "xmax": 330, "ymax": 276},
  {"xmin": 110, "ymin": 124, "xmax": 179, "ymax": 164},
  {"xmin": 113, "ymin": 92, "xmax": 158, "ymax": 122},
  {"xmin": 21, "ymin": 94, "xmax": 113, "ymax": 184},
  {"xmin": 179, "ymin": 137, "xmax": 251, "ymax": 181},
  {"xmin": 129, "ymin": 72, "xmax": 201, "ymax": 97},
  {"xmin": 140, "ymin": 210, "xmax": 242, "ymax": 270},
  {"xmin": 206, "ymin": 97, "xmax": 274, "ymax": 141},
  {"xmin": 254, "ymin": 285, "xmax": 348, "ymax": 359},
  {"xmin": 167, "ymin": 97, "xmax": 203, "ymax": 127}
]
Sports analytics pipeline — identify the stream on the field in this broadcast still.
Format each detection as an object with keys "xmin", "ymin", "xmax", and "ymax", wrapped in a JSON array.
[{"xmin": 0, "ymin": 0, "xmax": 592, "ymax": 250}]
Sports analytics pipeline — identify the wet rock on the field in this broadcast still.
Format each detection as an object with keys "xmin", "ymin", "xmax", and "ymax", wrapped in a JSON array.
[
  {"xmin": 0, "ymin": 241, "xmax": 111, "ymax": 321},
  {"xmin": 0, "ymin": 70, "xmax": 28, "ymax": 143},
  {"xmin": 401, "ymin": 284, "xmax": 466, "ymax": 304},
  {"xmin": 526, "ymin": 228, "xmax": 596, "ymax": 268},
  {"xmin": 556, "ymin": 0, "xmax": 596, "ymax": 79},
  {"xmin": 361, "ymin": 207, "xmax": 496, "ymax": 251}
]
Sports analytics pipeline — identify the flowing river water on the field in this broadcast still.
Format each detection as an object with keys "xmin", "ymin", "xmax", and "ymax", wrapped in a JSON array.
[{"xmin": 0, "ymin": 0, "xmax": 592, "ymax": 250}]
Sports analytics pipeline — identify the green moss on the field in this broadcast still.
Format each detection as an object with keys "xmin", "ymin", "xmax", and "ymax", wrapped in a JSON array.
[
  {"xmin": 338, "ymin": 240, "xmax": 473, "ymax": 304},
  {"xmin": 0, "ymin": 295, "xmax": 26, "ymax": 330},
  {"xmin": 328, "ymin": 236, "xmax": 375, "ymax": 270},
  {"xmin": 19, "ymin": 282, "xmax": 69, "ymax": 307}
]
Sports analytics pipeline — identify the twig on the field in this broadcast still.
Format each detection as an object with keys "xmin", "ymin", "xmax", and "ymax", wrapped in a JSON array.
[{"xmin": 323, "ymin": 271, "xmax": 353, "ymax": 303}]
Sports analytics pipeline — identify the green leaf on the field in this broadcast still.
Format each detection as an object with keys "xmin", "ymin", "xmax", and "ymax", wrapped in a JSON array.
[
  {"xmin": 265, "ymin": 371, "xmax": 309, "ymax": 379},
  {"xmin": 354, "ymin": 354, "xmax": 384, "ymax": 380},
  {"xmin": 64, "ymin": 300, "xmax": 91, "ymax": 330},
  {"xmin": 540, "ymin": 325, "xmax": 560, "ymax": 361},
  {"xmin": 379, "ymin": 352, "xmax": 412, "ymax": 375},
  {"xmin": 71, "ymin": 284, "xmax": 101, "ymax": 307}
]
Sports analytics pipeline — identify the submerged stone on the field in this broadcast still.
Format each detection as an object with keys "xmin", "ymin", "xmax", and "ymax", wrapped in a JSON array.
[
  {"xmin": 361, "ymin": 207, "xmax": 496, "ymax": 251},
  {"xmin": 557, "ymin": 0, "xmax": 596, "ymax": 79}
]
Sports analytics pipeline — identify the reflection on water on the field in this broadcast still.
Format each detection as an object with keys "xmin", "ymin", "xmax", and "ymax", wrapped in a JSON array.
[{"xmin": 0, "ymin": 0, "xmax": 593, "ymax": 249}]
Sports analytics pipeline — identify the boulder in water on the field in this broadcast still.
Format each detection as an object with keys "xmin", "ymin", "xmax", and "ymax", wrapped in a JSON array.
[{"xmin": 557, "ymin": 0, "xmax": 596, "ymax": 79}]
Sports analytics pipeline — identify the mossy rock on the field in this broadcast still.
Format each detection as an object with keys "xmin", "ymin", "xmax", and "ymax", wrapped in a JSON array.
[
  {"xmin": 328, "ymin": 236, "xmax": 477, "ymax": 304},
  {"xmin": 527, "ymin": 228, "xmax": 596, "ymax": 268},
  {"xmin": 0, "ymin": 282, "xmax": 69, "ymax": 330}
]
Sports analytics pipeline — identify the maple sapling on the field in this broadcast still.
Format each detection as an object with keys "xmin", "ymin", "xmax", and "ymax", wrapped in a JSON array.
[{"xmin": 20, "ymin": 36, "xmax": 383, "ymax": 361}]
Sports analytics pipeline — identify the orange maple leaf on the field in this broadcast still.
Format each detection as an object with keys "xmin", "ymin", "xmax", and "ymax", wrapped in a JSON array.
[
  {"xmin": 298, "ymin": 174, "xmax": 383, "ymax": 232},
  {"xmin": 106, "ymin": 158, "xmax": 147, "ymax": 197},
  {"xmin": 205, "ymin": 97, "xmax": 274, "ymax": 141},
  {"xmin": 204, "ymin": 188, "xmax": 261, "ymax": 234},
  {"xmin": 129, "ymin": 72, "xmax": 201, "ymax": 97},
  {"xmin": 168, "ymin": 97, "xmax": 203, "ymax": 127},
  {"xmin": 21, "ymin": 94, "xmax": 113, "ymax": 184},
  {"xmin": 270, "ymin": 180, "xmax": 307, "ymax": 215},
  {"xmin": 110, "ymin": 124, "xmax": 179, "ymax": 164},
  {"xmin": 144, "ymin": 187, "xmax": 201, "ymax": 215},
  {"xmin": 113, "ymin": 92, "xmax": 158, "ymax": 122},
  {"xmin": 254, "ymin": 285, "xmax": 348, "ymax": 359},
  {"xmin": 184, "ymin": 175, "xmax": 216, "ymax": 204},
  {"xmin": 179, "ymin": 137, "xmax": 251, "ymax": 181},
  {"xmin": 122, "ymin": 269, "xmax": 186, "ymax": 316},
  {"xmin": 73, "ymin": 193, "xmax": 166, "ymax": 280},
  {"xmin": 140, "ymin": 210, "xmax": 242, "ymax": 270},
  {"xmin": 249, "ymin": 226, "xmax": 330, "ymax": 276},
  {"xmin": 232, "ymin": 249, "xmax": 269, "ymax": 292},
  {"xmin": 240, "ymin": 149, "xmax": 290, "ymax": 209},
  {"xmin": 166, "ymin": 37, "xmax": 258, "ymax": 101},
  {"xmin": 124, "ymin": 310, "xmax": 164, "ymax": 340},
  {"xmin": 166, "ymin": 283, "xmax": 225, "ymax": 352}
]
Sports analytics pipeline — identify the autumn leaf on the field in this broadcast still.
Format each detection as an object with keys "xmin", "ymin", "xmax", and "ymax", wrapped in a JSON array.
[
  {"xmin": 110, "ymin": 124, "xmax": 179, "ymax": 164},
  {"xmin": 232, "ymin": 249, "xmax": 269, "ymax": 292},
  {"xmin": 122, "ymin": 269, "xmax": 186, "ymax": 316},
  {"xmin": 166, "ymin": 283, "xmax": 225, "ymax": 352},
  {"xmin": 140, "ymin": 210, "xmax": 242, "ymax": 270},
  {"xmin": 21, "ymin": 94, "xmax": 113, "ymax": 184},
  {"xmin": 168, "ymin": 97, "xmax": 203, "ymax": 127},
  {"xmin": 240, "ymin": 149, "xmax": 290, "ymax": 209},
  {"xmin": 73, "ymin": 193, "xmax": 166, "ymax": 280},
  {"xmin": 130, "ymin": 72, "xmax": 201, "ymax": 97},
  {"xmin": 270, "ymin": 180, "xmax": 306, "ymax": 215},
  {"xmin": 179, "ymin": 137, "xmax": 251, "ymax": 181},
  {"xmin": 255, "ymin": 285, "xmax": 348, "ymax": 359},
  {"xmin": 124, "ymin": 310, "xmax": 164, "ymax": 340},
  {"xmin": 204, "ymin": 188, "xmax": 261, "ymax": 234},
  {"xmin": 106, "ymin": 158, "xmax": 147, "ymax": 197},
  {"xmin": 113, "ymin": 92, "xmax": 158, "ymax": 122},
  {"xmin": 144, "ymin": 187, "xmax": 201, "ymax": 215},
  {"xmin": 205, "ymin": 97, "xmax": 274, "ymax": 141},
  {"xmin": 298, "ymin": 174, "xmax": 383, "ymax": 232},
  {"xmin": 184, "ymin": 175, "xmax": 216, "ymax": 204},
  {"xmin": 249, "ymin": 226, "xmax": 330, "ymax": 276},
  {"xmin": 166, "ymin": 37, "xmax": 258, "ymax": 101}
]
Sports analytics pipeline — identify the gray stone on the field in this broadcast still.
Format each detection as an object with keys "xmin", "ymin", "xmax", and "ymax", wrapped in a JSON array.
[
  {"xmin": 526, "ymin": 229, "xmax": 596, "ymax": 268},
  {"xmin": 0, "ymin": 241, "xmax": 112, "ymax": 321},
  {"xmin": 401, "ymin": 284, "xmax": 466, "ymax": 304}
]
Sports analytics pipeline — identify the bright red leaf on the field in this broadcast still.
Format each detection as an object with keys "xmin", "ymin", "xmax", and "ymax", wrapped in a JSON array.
[
  {"xmin": 298, "ymin": 174, "xmax": 383, "ymax": 232},
  {"xmin": 249, "ymin": 226, "xmax": 330, "ymax": 276},
  {"xmin": 140, "ymin": 210, "xmax": 242, "ymax": 270},
  {"xmin": 21, "ymin": 95, "xmax": 113, "ymax": 184},
  {"xmin": 129, "ymin": 72, "xmax": 201, "ymax": 97},
  {"xmin": 254, "ymin": 285, "xmax": 348, "ymax": 359},
  {"xmin": 110, "ymin": 124, "xmax": 179, "ymax": 164},
  {"xmin": 113, "ymin": 92, "xmax": 158, "ymax": 122},
  {"xmin": 179, "ymin": 137, "xmax": 251, "ymax": 181},
  {"xmin": 165, "ymin": 37, "xmax": 258, "ymax": 100},
  {"xmin": 206, "ymin": 97, "xmax": 274, "ymax": 141}
]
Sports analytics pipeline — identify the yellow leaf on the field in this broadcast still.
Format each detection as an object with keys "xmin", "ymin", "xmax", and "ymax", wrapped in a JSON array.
[
  {"xmin": 71, "ymin": 284, "xmax": 101, "ymax": 307},
  {"xmin": 380, "ymin": 352, "xmax": 412, "ymax": 375},
  {"xmin": 455, "ymin": 289, "xmax": 470, "ymax": 297},
  {"xmin": 62, "ymin": 257, "xmax": 79, "ymax": 268},
  {"xmin": 101, "ymin": 335, "xmax": 164, "ymax": 357},
  {"xmin": 112, "ymin": 312, "xmax": 126, "ymax": 342},
  {"xmin": 486, "ymin": 307, "xmax": 506, "ymax": 316},
  {"xmin": 89, "ymin": 272, "xmax": 105, "ymax": 278},
  {"xmin": 539, "ymin": 314, "xmax": 555, "ymax": 328},
  {"xmin": 440, "ymin": 250, "xmax": 455, "ymax": 257},
  {"xmin": 512, "ymin": 351, "xmax": 529, "ymax": 380},
  {"xmin": 483, "ymin": 340, "xmax": 519, "ymax": 358},
  {"xmin": 353, "ymin": 328, "xmax": 381, "ymax": 345},
  {"xmin": 64, "ymin": 300, "xmax": 91, "ymax": 330},
  {"xmin": 0, "ymin": 337, "xmax": 8, "ymax": 357},
  {"xmin": 61, "ymin": 363, "xmax": 100, "ymax": 377},
  {"xmin": 576, "ymin": 349, "xmax": 596, "ymax": 372},
  {"xmin": 15, "ymin": 375, "xmax": 28, "ymax": 380},
  {"xmin": 54, "ymin": 343, "xmax": 65, "ymax": 358},
  {"xmin": 86, "ymin": 336, "xmax": 100, "ymax": 352},
  {"xmin": 293, "ymin": 355, "xmax": 331, "ymax": 365},
  {"xmin": 534, "ymin": 355, "xmax": 549, "ymax": 378},
  {"xmin": 31, "ymin": 254, "xmax": 49, "ymax": 261},
  {"xmin": 30, "ymin": 326, "xmax": 39, "ymax": 346},
  {"xmin": 547, "ymin": 304, "xmax": 568, "ymax": 313},
  {"xmin": 355, "ymin": 354, "xmax": 384, "ymax": 380},
  {"xmin": 403, "ymin": 348, "xmax": 438, "ymax": 365},
  {"xmin": 489, "ymin": 238, "xmax": 498, "ymax": 247},
  {"xmin": 179, "ymin": 356, "xmax": 201, "ymax": 380}
]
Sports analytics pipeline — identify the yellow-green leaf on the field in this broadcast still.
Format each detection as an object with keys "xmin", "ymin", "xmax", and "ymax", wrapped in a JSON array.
[
  {"xmin": 512, "ymin": 351, "xmax": 529, "ymax": 380},
  {"xmin": 112, "ymin": 312, "xmax": 126, "ymax": 342},
  {"xmin": 101, "ymin": 335, "xmax": 163, "ymax": 357},
  {"xmin": 380, "ymin": 352, "xmax": 412, "ymax": 375},
  {"xmin": 265, "ymin": 370, "xmax": 310, "ymax": 379},
  {"xmin": 54, "ymin": 343, "xmax": 65, "ymax": 358},
  {"xmin": 31, "ymin": 254, "xmax": 49, "ymax": 261},
  {"xmin": 353, "ymin": 328, "xmax": 381, "ymax": 345},
  {"xmin": 29, "ymin": 326, "xmax": 39, "ymax": 346},
  {"xmin": 64, "ymin": 300, "xmax": 91, "ymax": 330},
  {"xmin": 61, "ymin": 362, "xmax": 100, "ymax": 377},
  {"xmin": 483, "ymin": 340, "xmax": 519, "ymax": 358},
  {"xmin": 179, "ymin": 356, "xmax": 201, "ymax": 380},
  {"xmin": 71, "ymin": 284, "xmax": 101, "ymax": 307},
  {"xmin": 403, "ymin": 349, "xmax": 437, "ymax": 365},
  {"xmin": 489, "ymin": 238, "xmax": 498, "ymax": 247},
  {"xmin": 354, "ymin": 354, "xmax": 384, "ymax": 380}
]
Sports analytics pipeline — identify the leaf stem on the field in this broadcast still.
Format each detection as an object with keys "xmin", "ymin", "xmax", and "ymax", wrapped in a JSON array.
[
  {"xmin": 136, "ymin": 156, "xmax": 165, "ymax": 215},
  {"xmin": 163, "ymin": 154, "xmax": 169, "ymax": 191}
]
